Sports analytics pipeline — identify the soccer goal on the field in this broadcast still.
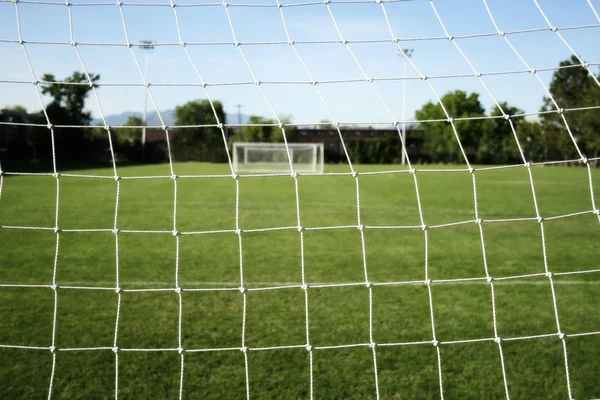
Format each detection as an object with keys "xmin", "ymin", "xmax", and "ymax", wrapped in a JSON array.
[{"xmin": 233, "ymin": 142, "xmax": 324, "ymax": 174}]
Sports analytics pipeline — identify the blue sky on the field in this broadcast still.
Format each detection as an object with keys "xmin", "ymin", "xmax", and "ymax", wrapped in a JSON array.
[{"xmin": 0, "ymin": 0, "xmax": 598, "ymax": 125}]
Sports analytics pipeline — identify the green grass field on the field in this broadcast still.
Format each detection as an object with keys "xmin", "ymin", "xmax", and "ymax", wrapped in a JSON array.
[{"xmin": 1, "ymin": 162, "xmax": 599, "ymax": 399}]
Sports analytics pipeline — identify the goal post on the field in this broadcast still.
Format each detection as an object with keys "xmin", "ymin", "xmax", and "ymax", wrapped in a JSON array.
[{"xmin": 232, "ymin": 142, "xmax": 324, "ymax": 174}]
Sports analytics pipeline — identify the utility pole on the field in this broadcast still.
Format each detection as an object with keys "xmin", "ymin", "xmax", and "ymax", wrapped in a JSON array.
[
  {"xmin": 139, "ymin": 40, "xmax": 155, "ymax": 158},
  {"xmin": 235, "ymin": 104, "xmax": 243, "ymax": 139},
  {"xmin": 399, "ymin": 48, "xmax": 413, "ymax": 166}
]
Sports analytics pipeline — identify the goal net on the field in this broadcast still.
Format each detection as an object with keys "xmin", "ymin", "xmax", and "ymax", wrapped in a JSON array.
[
  {"xmin": 233, "ymin": 142, "xmax": 324, "ymax": 174},
  {"xmin": 0, "ymin": 0, "xmax": 600, "ymax": 399}
]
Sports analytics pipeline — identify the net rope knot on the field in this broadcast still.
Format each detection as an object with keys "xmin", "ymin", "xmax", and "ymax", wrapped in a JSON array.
[
  {"xmin": 112, "ymin": 346, "xmax": 119, "ymax": 353},
  {"xmin": 494, "ymin": 337, "xmax": 502, "ymax": 344},
  {"xmin": 558, "ymin": 332, "xmax": 566, "ymax": 340},
  {"xmin": 432, "ymin": 340, "xmax": 439, "ymax": 347},
  {"xmin": 49, "ymin": 346, "xmax": 56, "ymax": 353},
  {"xmin": 178, "ymin": 347, "xmax": 184, "ymax": 354},
  {"xmin": 305, "ymin": 344, "xmax": 312, "ymax": 352},
  {"xmin": 239, "ymin": 287, "xmax": 247, "ymax": 294},
  {"xmin": 53, "ymin": 227, "xmax": 60, "ymax": 233}
]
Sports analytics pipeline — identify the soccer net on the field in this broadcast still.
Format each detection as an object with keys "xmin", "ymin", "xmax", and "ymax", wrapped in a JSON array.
[
  {"xmin": 233, "ymin": 142, "xmax": 324, "ymax": 174},
  {"xmin": 0, "ymin": 0, "xmax": 600, "ymax": 399}
]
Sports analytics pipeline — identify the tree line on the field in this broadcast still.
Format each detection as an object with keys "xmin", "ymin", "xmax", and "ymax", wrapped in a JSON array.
[
  {"xmin": 1, "ymin": 56, "xmax": 598, "ymax": 169},
  {"xmin": 415, "ymin": 56, "xmax": 599, "ymax": 165}
]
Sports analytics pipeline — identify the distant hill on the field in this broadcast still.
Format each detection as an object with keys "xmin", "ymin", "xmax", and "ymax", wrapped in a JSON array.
[{"xmin": 93, "ymin": 110, "xmax": 250, "ymax": 127}]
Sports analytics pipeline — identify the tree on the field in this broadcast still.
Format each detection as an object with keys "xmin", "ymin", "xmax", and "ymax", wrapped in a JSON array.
[
  {"xmin": 4, "ymin": 105, "xmax": 28, "ymax": 113},
  {"xmin": 171, "ymin": 99, "xmax": 227, "ymax": 162},
  {"xmin": 416, "ymin": 90, "xmax": 485, "ymax": 163},
  {"xmin": 477, "ymin": 102, "xmax": 524, "ymax": 164},
  {"xmin": 515, "ymin": 119, "xmax": 547, "ymax": 162},
  {"xmin": 241, "ymin": 116, "xmax": 275, "ymax": 142},
  {"xmin": 239, "ymin": 114, "xmax": 298, "ymax": 144},
  {"xmin": 40, "ymin": 71, "xmax": 102, "ymax": 161},
  {"xmin": 540, "ymin": 56, "xmax": 600, "ymax": 164},
  {"xmin": 116, "ymin": 116, "xmax": 143, "ymax": 145},
  {"xmin": 41, "ymin": 72, "xmax": 100, "ymax": 126}
]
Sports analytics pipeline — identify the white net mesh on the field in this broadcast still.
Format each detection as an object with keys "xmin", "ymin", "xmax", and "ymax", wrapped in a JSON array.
[{"xmin": 0, "ymin": 0, "xmax": 599, "ymax": 399}]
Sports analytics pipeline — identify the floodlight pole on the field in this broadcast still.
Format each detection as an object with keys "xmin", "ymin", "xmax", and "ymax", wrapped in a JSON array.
[
  {"xmin": 401, "ymin": 48, "xmax": 413, "ymax": 166},
  {"xmin": 139, "ymin": 40, "xmax": 155, "ymax": 156},
  {"xmin": 235, "ymin": 104, "xmax": 243, "ymax": 139}
]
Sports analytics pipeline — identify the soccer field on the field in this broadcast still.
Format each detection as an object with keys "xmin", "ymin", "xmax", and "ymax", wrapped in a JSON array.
[{"xmin": 1, "ymin": 163, "xmax": 599, "ymax": 399}]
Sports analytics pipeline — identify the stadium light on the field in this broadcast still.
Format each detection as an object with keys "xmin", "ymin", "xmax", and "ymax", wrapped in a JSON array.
[
  {"xmin": 139, "ymin": 40, "xmax": 155, "ymax": 157},
  {"xmin": 400, "ymin": 48, "xmax": 413, "ymax": 166}
]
